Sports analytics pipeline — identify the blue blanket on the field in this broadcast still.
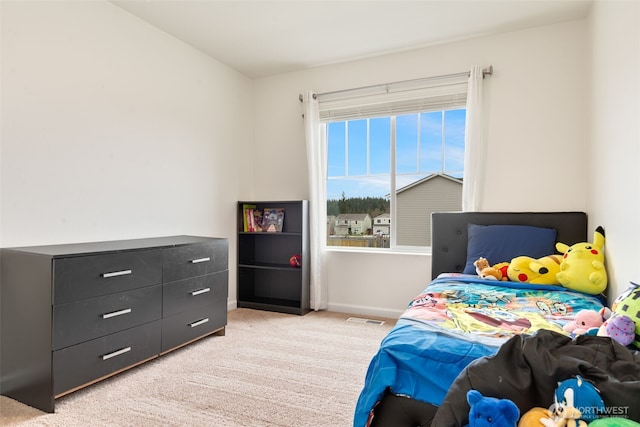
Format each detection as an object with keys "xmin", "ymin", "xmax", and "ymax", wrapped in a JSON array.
[{"xmin": 354, "ymin": 274, "xmax": 605, "ymax": 427}]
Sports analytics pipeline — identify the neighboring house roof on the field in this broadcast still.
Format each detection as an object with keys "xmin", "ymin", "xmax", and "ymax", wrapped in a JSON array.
[
  {"xmin": 392, "ymin": 173, "xmax": 463, "ymax": 196},
  {"xmin": 336, "ymin": 213, "xmax": 370, "ymax": 221},
  {"xmin": 374, "ymin": 213, "xmax": 390, "ymax": 220}
]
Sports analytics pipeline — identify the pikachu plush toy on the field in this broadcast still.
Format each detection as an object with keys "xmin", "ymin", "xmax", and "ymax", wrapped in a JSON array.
[{"xmin": 555, "ymin": 226, "xmax": 607, "ymax": 295}]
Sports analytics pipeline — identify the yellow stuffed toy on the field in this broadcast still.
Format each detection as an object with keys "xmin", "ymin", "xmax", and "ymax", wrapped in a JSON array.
[
  {"xmin": 507, "ymin": 255, "xmax": 563, "ymax": 285},
  {"xmin": 555, "ymin": 227, "xmax": 607, "ymax": 295},
  {"xmin": 540, "ymin": 404, "xmax": 587, "ymax": 427},
  {"xmin": 518, "ymin": 407, "xmax": 552, "ymax": 427}
]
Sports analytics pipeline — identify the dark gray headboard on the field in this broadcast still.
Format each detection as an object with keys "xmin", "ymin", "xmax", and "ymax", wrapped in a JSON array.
[{"xmin": 431, "ymin": 212, "xmax": 587, "ymax": 280}]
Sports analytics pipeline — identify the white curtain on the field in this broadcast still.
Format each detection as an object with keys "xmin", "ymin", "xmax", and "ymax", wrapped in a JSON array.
[
  {"xmin": 462, "ymin": 65, "xmax": 486, "ymax": 212},
  {"xmin": 302, "ymin": 90, "xmax": 328, "ymax": 310}
]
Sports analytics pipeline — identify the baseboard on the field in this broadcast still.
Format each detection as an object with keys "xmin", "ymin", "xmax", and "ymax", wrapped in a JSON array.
[
  {"xmin": 229, "ymin": 300, "xmax": 401, "ymax": 320},
  {"xmin": 327, "ymin": 303, "xmax": 402, "ymax": 320}
]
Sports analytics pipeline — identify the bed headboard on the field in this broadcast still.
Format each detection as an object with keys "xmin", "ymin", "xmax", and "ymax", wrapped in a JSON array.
[{"xmin": 431, "ymin": 212, "xmax": 587, "ymax": 280}]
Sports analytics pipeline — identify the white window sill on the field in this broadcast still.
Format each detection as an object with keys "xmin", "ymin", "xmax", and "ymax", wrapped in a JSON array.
[{"xmin": 326, "ymin": 246, "xmax": 431, "ymax": 256}]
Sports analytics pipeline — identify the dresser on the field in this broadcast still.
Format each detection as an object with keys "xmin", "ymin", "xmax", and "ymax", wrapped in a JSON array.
[{"xmin": 0, "ymin": 235, "xmax": 228, "ymax": 413}]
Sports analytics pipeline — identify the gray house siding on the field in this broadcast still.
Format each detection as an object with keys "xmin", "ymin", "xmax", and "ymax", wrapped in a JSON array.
[{"xmin": 396, "ymin": 175, "xmax": 462, "ymax": 246}]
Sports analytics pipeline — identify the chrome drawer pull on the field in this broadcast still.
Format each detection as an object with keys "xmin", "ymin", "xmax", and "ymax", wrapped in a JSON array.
[
  {"xmin": 190, "ymin": 288, "xmax": 210, "ymax": 296},
  {"xmin": 101, "ymin": 269, "xmax": 132, "ymax": 278},
  {"xmin": 101, "ymin": 346, "xmax": 131, "ymax": 361},
  {"xmin": 189, "ymin": 318, "xmax": 209, "ymax": 328},
  {"xmin": 102, "ymin": 308, "xmax": 132, "ymax": 319},
  {"xmin": 190, "ymin": 257, "xmax": 210, "ymax": 264}
]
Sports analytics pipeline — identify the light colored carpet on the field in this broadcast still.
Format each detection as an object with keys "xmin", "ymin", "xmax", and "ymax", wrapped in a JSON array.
[{"xmin": 1, "ymin": 308, "xmax": 394, "ymax": 426}]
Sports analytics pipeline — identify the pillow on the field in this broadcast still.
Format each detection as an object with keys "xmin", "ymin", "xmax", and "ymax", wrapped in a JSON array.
[{"xmin": 462, "ymin": 224, "xmax": 557, "ymax": 274}]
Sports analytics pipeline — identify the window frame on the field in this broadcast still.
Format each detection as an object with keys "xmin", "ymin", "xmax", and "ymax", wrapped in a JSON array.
[
  {"xmin": 324, "ymin": 108, "xmax": 466, "ymax": 252},
  {"xmin": 319, "ymin": 75, "xmax": 469, "ymax": 252}
]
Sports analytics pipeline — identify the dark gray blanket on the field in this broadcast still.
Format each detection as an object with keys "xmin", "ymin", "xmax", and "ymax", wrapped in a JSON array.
[{"xmin": 432, "ymin": 329, "xmax": 640, "ymax": 426}]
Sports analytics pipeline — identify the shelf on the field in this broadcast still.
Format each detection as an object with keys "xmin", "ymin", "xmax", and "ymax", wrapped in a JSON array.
[
  {"xmin": 237, "ymin": 200, "xmax": 309, "ymax": 315},
  {"xmin": 238, "ymin": 231, "xmax": 302, "ymax": 237},
  {"xmin": 239, "ymin": 262, "xmax": 301, "ymax": 271},
  {"xmin": 237, "ymin": 297, "xmax": 310, "ymax": 315}
]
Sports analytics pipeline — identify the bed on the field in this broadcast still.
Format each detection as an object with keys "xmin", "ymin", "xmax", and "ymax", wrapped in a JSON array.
[{"xmin": 354, "ymin": 212, "xmax": 640, "ymax": 427}]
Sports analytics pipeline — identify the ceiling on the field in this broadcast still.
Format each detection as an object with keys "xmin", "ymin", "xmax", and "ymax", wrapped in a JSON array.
[{"xmin": 111, "ymin": 0, "xmax": 593, "ymax": 79}]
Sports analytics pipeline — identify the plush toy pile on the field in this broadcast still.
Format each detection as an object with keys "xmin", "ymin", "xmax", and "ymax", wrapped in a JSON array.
[
  {"xmin": 473, "ymin": 376, "xmax": 640, "ymax": 427},
  {"xmin": 472, "ymin": 226, "xmax": 640, "ymax": 350},
  {"xmin": 473, "ymin": 227, "xmax": 607, "ymax": 294},
  {"xmin": 559, "ymin": 285, "xmax": 639, "ymax": 349}
]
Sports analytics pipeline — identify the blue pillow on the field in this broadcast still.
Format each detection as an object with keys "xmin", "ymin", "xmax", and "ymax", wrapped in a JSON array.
[{"xmin": 463, "ymin": 224, "xmax": 557, "ymax": 274}]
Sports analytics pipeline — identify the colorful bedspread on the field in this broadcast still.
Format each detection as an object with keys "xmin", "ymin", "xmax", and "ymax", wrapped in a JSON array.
[{"xmin": 354, "ymin": 274, "xmax": 605, "ymax": 427}]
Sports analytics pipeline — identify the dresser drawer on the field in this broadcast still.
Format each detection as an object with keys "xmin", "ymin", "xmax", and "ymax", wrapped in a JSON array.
[
  {"xmin": 53, "ymin": 320, "xmax": 161, "ymax": 396},
  {"xmin": 161, "ymin": 300, "xmax": 226, "ymax": 352},
  {"xmin": 162, "ymin": 271, "xmax": 228, "ymax": 318},
  {"xmin": 53, "ymin": 285, "xmax": 162, "ymax": 350},
  {"xmin": 163, "ymin": 240, "xmax": 228, "ymax": 283},
  {"xmin": 54, "ymin": 249, "xmax": 163, "ymax": 304}
]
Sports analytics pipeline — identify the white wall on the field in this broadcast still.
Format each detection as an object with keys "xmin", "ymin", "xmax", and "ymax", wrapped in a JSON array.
[
  {"xmin": 253, "ymin": 20, "xmax": 590, "ymax": 317},
  {"xmin": 3, "ymin": 2, "xmax": 636, "ymax": 319},
  {"xmin": 0, "ymin": 1, "xmax": 254, "ymax": 304},
  {"xmin": 588, "ymin": 1, "xmax": 640, "ymax": 302}
]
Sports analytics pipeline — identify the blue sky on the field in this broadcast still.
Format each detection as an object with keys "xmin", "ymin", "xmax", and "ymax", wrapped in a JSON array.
[{"xmin": 326, "ymin": 109, "xmax": 466, "ymax": 200}]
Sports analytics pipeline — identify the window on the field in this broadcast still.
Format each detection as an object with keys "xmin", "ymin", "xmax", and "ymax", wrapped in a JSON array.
[
  {"xmin": 318, "ymin": 73, "xmax": 469, "ymax": 250},
  {"xmin": 325, "ymin": 108, "xmax": 466, "ymax": 249}
]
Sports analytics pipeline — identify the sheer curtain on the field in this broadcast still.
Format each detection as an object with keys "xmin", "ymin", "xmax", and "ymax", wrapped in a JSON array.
[
  {"xmin": 462, "ymin": 65, "xmax": 486, "ymax": 212},
  {"xmin": 301, "ymin": 90, "xmax": 328, "ymax": 310}
]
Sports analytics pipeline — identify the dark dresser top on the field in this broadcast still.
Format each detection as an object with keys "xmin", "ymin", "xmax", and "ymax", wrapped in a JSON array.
[{"xmin": 2, "ymin": 235, "xmax": 225, "ymax": 258}]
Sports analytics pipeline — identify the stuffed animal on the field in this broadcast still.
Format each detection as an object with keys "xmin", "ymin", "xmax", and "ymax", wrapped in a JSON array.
[
  {"xmin": 598, "ymin": 306, "xmax": 612, "ymax": 320},
  {"xmin": 589, "ymin": 419, "xmax": 640, "ymax": 427},
  {"xmin": 555, "ymin": 227, "xmax": 607, "ymax": 295},
  {"xmin": 551, "ymin": 376, "xmax": 604, "ymax": 423},
  {"xmin": 611, "ymin": 281, "xmax": 639, "ymax": 311},
  {"xmin": 474, "ymin": 257, "xmax": 504, "ymax": 281},
  {"xmin": 517, "ymin": 407, "xmax": 552, "ymax": 427},
  {"xmin": 597, "ymin": 313, "xmax": 635, "ymax": 346},
  {"xmin": 540, "ymin": 405, "xmax": 586, "ymax": 427},
  {"xmin": 465, "ymin": 390, "xmax": 520, "ymax": 427},
  {"xmin": 611, "ymin": 282, "xmax": 640, "ymax": 348},
  {"xmin": 563, "ymin": 310, "xmax": 603, "ymax": 336},
  {"xmin": 507, "ymin": 255, "xmax": 563, "ymax": 285},
  {"xmin": 494, "ymin": 262, "xmax": 510, "ymax": 280}
]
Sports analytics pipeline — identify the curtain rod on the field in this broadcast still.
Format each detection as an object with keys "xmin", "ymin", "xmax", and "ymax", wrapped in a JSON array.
[{"xmin": 298, "ymin": 65, "xmax": 493, "ymax": 102}]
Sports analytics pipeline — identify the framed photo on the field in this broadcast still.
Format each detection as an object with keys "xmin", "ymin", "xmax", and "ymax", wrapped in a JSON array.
[{"xmin": 261, "ymin": 208, "xmax": 285, "ymax": 232}]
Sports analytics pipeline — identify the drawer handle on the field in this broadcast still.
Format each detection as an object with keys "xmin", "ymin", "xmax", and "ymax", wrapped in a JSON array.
[
  {"xmin": 190, "ymin": 288, "xmax": 211, "ymax": 296},
  {"xmin": 189, "ymin": 318, "xmax": 209, "ymax": 328},
  {"xmin": 102, "ymin": 269, "xmax": 132, "ymax": 278},
  {"xmin": 101, "ymin": 346, "xmax": 132, "ymax": 361},
  {"xmin": 102, "ymin": 308, "xmax": 132, "ymax": 319},
  {"xmin": 190, "ymin": 257, "xmax": 210, "ymax": 264}
]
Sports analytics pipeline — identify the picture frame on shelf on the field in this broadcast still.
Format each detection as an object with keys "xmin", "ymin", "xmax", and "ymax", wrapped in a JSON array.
[{"xmin": 261, "ymin": 208, "xmax": 285, "ymax": 232}]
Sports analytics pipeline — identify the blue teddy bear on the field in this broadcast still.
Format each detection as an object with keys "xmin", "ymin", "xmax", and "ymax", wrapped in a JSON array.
[{"xmin": 465, "ymin": 390, "xmax": 520, "ymax": 427}]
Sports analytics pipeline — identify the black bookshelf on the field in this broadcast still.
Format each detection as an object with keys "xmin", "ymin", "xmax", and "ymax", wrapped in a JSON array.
[{"xmin": 237, "ymin": 200, "xmax": 310, "ymax": 315}]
